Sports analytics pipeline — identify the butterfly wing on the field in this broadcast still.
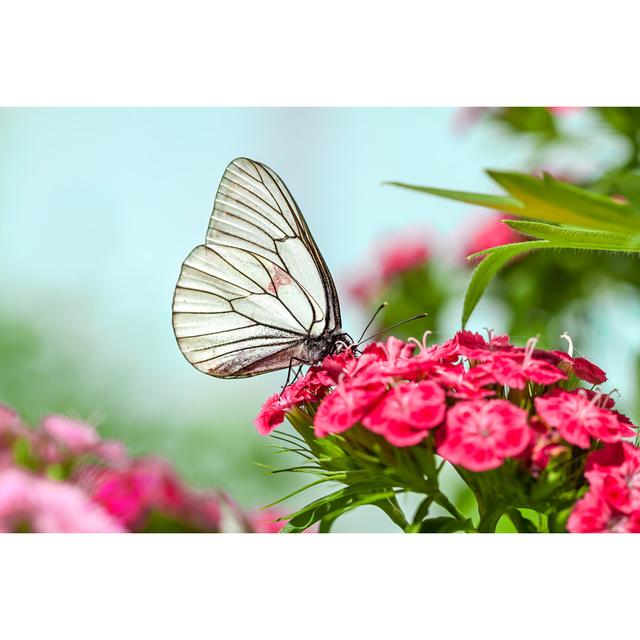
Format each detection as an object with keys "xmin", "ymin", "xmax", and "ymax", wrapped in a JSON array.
[{"xmin": 172, "ymin": 158, "xmax": 342, "ymax": 378}]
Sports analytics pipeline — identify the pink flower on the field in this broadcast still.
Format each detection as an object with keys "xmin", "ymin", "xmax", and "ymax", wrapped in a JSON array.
[
  {"xmin": 463, "ymin": 214, "xmax": 521, "ymax": 262},
  {"xmin": 89, "ymin": 458, "xmax": 187, "ymax": 528},
  {"xmin": 584, "ymin": 443, "xmax": 640, "ymax": 514},
  {"xmin": 255, "ymin": 393, "xmax": 291, "ymax": 436},
  {"xmin": 346, "ymin": 229, "xmax": 432, "ymax": 306},
  {"xmin": 250, "ymin": 508, "xmax": 286, "ymax": 533},
  {"xmin": 452, "ymin": 107, "xmax": 489, "ymax": 133},
  {"xmin": 346, "ymin": 273, "xmax": 381, "ymax": 305},
  {"xmin": 0, "ymin": 405, "xmax": 21, "ymax": 435},
  {"xmin": 41, "ymin": 415, "xmax": 100, "ymax": 452},
  {"xmin": 567, "ymin": 490, "xmax": 640, "ymax": 533},
  {"xmin": 571, "ymin": 357, "xmax": 607, "ymax": 385},
  {"xmin": 527, "ymin": 417, "xmax": 569, "ymax": 473},
  {"xmin": 377, "ymin": 232, "xmax": 431, "ymax": 281},
  {"xmin": 362, "ymin": 381, "xmax": 446, "ymax": 447},
  {"xmin": 455, "ymin": 330, "xmax": 512, "ymax": 360},
  {"xmin": 314, "ymin": 380, "xmax": 387, "ymax": 438},
  {"xmin": 0, "ymin": 468, "xmax": 123, "ymax": 533},
  {"xmin": 535, "ymin": 390, "xmax": 635, "ymax": 449},
  {"xmin": 547, "ymin": 107, "xmax": 584, "ymax": 116},
  {"xmin": 437, "ymin": 400, "xmax": 531, "ymax": 472},
  {"xmin": 254, "ymin": 372, "xmax": 328, "ymax": 436},
  {"xmin": 486, "ymin": 352, "xmax": 566, "ymax": 389}
]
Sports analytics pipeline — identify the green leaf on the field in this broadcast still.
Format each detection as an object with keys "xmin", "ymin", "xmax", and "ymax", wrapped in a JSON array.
[
  {"xmin": 504, "ymin": 219, "xmax": 640, "ymax": 249},
  {"xmin": 385, "ymin": 182, "xmax": 523, "ymax": 214},
  {"xmin": 488, "ymin": 171, "xmax": 640, "ymax": 233},
  {"xmin": 463, "ymin": 236, "xmax": 640, "ymax": 325},
  {"xmin": 612, "ymin": 173, "xmax": 640, "ymax": 212},
  {"xmin": 281, "ymin": 483, "xmax": 396, "ymax": 533},
  {"xmin": 390, "ymin": 171, "xmax": 640, "ymax": 234},
  {"xmin": 462, "ymin": 240, "xmax": 549, "ymax": 327}
]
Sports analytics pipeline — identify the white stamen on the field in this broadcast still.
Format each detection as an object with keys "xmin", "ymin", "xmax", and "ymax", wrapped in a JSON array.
[
  {"xmin": 560, "ymin": 332, "xmax": 574, "ymax": 358},
  {"xmin": 523, "ymin": 335, "xmax": 539, "ymax": 367}
]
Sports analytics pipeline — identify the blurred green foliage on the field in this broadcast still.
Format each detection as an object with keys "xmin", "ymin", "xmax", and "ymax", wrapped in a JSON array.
[{"xmin": 0, "ymin": 311, "xmax": 296, "ymax": 508}]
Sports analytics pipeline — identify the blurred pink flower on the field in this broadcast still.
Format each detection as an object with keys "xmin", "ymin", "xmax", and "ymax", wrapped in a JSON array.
[
  {"xmin": 41, "ymin": 415, "xmax": 100, "ymax": 452},
  {"xmin": 346, "ymin": 229, "xmax": 432, "ymax": 305},
  {"xmin": 463, "ymin": 213, "xmax": 521, "ymax": 262},
  {"xmin": 89, "ymin": 458, "xmax": 187, "ymax": 528},
  {"xmin": 452, "ymin": 107, "xmax": 489, "ymax": 133},
  {"xmin": 0, "ymin": 468, "xmax": 123, "ymax": 533},
  {"xmin": 547, "ymin": 107, "xmax": 584, "ymax": 116},
  {"xmin": 378, "ymin": 232, "xmax": 430, "ymax": 281},
  {"xmin": 250, "ymin": 508, "xmax": 286, "ymax": 533}
]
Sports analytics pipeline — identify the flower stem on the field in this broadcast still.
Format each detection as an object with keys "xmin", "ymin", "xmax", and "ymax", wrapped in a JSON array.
[
  {"xmin": 477, "ymin": 508, "xmax": 503, "ymax": 533},
  {"xmin": 434, "ymin": 492, "xmax": 465, "ymax": 521},
  {"xmin": 375, "ymin": 495, "xmax": 409, "ymax": 530}
]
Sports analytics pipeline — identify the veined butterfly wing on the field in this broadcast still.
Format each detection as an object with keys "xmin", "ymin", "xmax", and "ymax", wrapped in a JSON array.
[{"xmin": 172, "ymin": 158, "xmax": 345, "ymax": 378}]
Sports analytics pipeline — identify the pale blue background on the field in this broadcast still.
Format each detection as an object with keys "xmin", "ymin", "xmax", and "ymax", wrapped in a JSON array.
[{"xmin": 0, "ymin": 108, "xmax": 635, "ymax": 530}]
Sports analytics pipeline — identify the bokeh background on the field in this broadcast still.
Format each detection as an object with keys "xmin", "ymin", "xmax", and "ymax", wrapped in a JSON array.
[{"xmin": 1, "ymin": 107, "xmax": 638, "ymax": 531}]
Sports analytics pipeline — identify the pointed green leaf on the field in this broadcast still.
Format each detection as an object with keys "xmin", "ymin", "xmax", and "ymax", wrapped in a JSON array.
[
  {"xmin": 504, "ymin": 219, "xmax": 640, "ymax": 249},
  {"xmin": 281, "ymin": 483, "xmax": 396, "ymax": 533},
  {"xmin": 462, "ymin": 240, "xmax": 549, "ymax": 327},
  {"xmin": 385, "ymin": 182, "xmax": 523, "ymax": 214},
  {"xmin": 464, "ymin": 238, "xmax": 640, "ymax": 325},
  {"xmin": 488, "ymin": 171, "xmax": 640, "ymax": 233}
]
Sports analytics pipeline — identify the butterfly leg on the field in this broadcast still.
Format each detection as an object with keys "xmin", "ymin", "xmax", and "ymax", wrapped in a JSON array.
[{"xmin": 282, "ymin": 357, "xmax": 306, "ymax": 390}]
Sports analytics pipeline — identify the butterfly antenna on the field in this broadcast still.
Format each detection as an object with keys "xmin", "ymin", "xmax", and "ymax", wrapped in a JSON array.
[
  {"xmin": 356, "ymin": 302, "xmax": 388, "ymax": 343},
  {"xmin": 355, "ymin": 312, "xmax": 429, "ymax": 347}
]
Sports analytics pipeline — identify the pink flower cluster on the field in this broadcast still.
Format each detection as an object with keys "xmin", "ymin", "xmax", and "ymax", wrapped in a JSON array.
[
  {"xmin": 0, "ymin": 406, "xmax": 281, "ymax": 533},
  {"xmin": 568, "ymin": 442, "xmax": 640, "ymax": 533},
  {"xmin": 256, "ymin": 331, "xmax": 635, "ymax": 476},
  {"xmin": 347, "ymin": 229, "xmax": 432, "ymax": 304}
]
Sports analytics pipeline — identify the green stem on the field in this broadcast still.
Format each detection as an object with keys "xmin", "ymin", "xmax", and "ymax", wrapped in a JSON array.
[
  {"xmin": 411, "ymin": 495, "xmax": 435, "ymax": 526},
  {"xmin": 506, "ymin": 508, "xmax": 530, "ymax": 533},
  {"xmin": 433, "ymin": 492, "xmax": 465, "ymax": 522},
  {"xmin": 376, "ymin": 495, "xmax": 409, "ymax": 531},
  {"xmin": 477, "ymin": 508, "xmax": 503, "ymax": 533}
]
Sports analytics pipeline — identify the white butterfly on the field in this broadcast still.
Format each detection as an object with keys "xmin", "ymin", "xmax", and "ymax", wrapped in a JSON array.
[{"xmin": 172, "ymin": 158, "xmax": 352, "ymax": 378}]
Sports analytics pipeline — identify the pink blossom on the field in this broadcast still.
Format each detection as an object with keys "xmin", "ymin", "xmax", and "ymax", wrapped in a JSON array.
[
  {"xmin": 571, "ymin": 357, "xmax": 607, "ymax": 385},
  {"xmin": 346, "ymin": 230, "xmax": 432, "ymax": 305},
  {"xmin": 90, "ymin": 458, "xmax": 187, "ymax": 528},
  {"xmin": 250, "ymin": 508, "xmax": 286, "ymax": 533},
  {"xmin": 254, "ymin": 373, "xmax": 328, "ymax": 435},
  {"xmin": 41, "ymin": 414, "xmax": 101, "ymax": 452},
  {"xmin": 486, "ymin": 352, "xmax": 567, "ymax": 389},
  {"xmin": 567, "ymin": 490, "xmax": 640, "ymax": 533},
  {"xmin": 463, "ymin": 214, "xmax": 521, "ymax": 262},
  {"xmin": 255, "ymin": 393, "xmax": 292, "ymax": 436},
  {"xmin": 584, "ymin": 443, "xmax": 640, "ymax": 514},
  {"xmin": 437, "ymin": 400, "xmax": 531, "ymax": 472},
  {"xmin": 362, "ymin": 381, "xmax": 446, "ymax": 447},
  {"xmin": 377, "ymin": 232, "xmax": 430, "ymax": 281},
  {"xmin": 0, "ymin": 468, "xmax": 124, "ymax": 533},
  {"xmin": 346, "ymin": 273, "xmax": 381, "ymax": 306},
  {"xmin": 314, "ymin": 380, "xmax": 387, "ymax": 438},
  {"xmin": 0, "ymin": 405, "xmax": 21, "ymax": 435},
  {"xmin": 535, "ymin": 390, "xmax": 635, "ymax": 449},
  {"xmin": 454, "ymin": 330, "xmax": 512, "ymax": 360},
  {"xmin": 547, "ymin": 107, "xmax": 584, "ymax": 116},
  {"xmin": 527, "ymin": 417, "xmax": 569, "ymax": 473}
]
